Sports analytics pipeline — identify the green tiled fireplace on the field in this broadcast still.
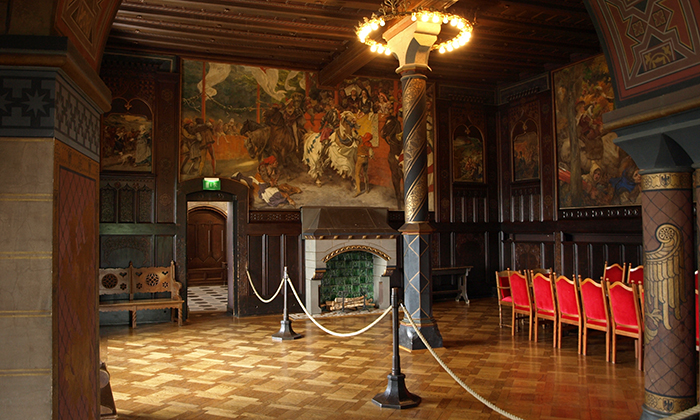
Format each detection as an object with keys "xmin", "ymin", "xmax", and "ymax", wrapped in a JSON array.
[{"xmin": 320, "ymin": 251, "xmax": 374, "ymax": 304}]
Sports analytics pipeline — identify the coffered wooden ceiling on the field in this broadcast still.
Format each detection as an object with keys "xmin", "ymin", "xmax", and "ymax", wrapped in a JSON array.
[{"xmin": 106, "ymin": 0, "xmax": 601, "ymax": 90}]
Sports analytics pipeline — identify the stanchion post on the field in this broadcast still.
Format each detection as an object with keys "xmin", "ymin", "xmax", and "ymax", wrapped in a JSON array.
[
  {"xmin": 272, "ymin": 267, "xmax": 302, "ymax": 341},
  {"xmin": 372, "ymin": 287, "xmax": 420, "ymax": 409}
]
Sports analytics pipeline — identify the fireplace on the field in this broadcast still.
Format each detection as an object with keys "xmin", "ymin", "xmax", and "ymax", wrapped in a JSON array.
[{"xmin": 302, "ymin": 207, "xmax": 398, "ymax": 314}]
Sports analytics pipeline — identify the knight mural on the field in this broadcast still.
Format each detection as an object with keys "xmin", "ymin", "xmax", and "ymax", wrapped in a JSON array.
[{"xmin": 180, "ymin": 60, "xmax": 435, "ymax": 210}]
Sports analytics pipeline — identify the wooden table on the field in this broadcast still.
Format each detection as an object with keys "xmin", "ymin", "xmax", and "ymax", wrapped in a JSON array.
[{"xmin": 432, "ymin": 266, "xmax": 472, "ymax": 304}]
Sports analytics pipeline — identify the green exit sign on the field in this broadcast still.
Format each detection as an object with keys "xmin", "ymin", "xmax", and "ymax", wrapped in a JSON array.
[{"xmin": 203, "ymin": 178, "xmax": 220, "ymax": 190}]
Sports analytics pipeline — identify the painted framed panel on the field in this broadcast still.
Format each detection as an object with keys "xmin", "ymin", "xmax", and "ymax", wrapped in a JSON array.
[
  {"xmin": 101, "ymin": 98, "xmax": 153, "ymax": 173},
  {"xmin": 553, "ymin": 55, "xmax": 641, "ymax": 209},
  {"xmin": 180, "ymin": 60, "xmax": 435, "ymax": 211},
  {"xmin": 512, "ymin": 118, "xmax": 540, "ymax": 181},
  {"xmin": 452, "ymin": 122, "xmax": 484, "ymax": 183}
]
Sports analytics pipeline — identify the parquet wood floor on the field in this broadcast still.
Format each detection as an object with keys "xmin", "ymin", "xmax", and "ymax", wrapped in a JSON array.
[{"xmin": 100, "ymin": 298, "xmax": 644, "ymax": 420}]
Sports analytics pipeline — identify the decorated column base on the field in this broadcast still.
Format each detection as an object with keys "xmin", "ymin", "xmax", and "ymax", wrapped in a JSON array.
[{"xmin": 399, "ymin": 321, "xmax": 443, "ymax": 350}]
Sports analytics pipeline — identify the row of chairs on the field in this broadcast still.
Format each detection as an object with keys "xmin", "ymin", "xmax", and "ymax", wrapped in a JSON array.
[{"xmin": 495, "ymin": 269, "xmax": 644, "ymax": 370}]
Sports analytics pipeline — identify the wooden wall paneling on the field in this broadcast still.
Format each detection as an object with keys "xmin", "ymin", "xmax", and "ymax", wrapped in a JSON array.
[
  {"xmin": 435, "ymin": 98, "xmax": 452, "ymax": 224},
  {"xmin": 283, "ymin": 234, "xmax": 302, "ymax": 312},
  {"xmin": 454, "ymin": 228, "xmax": 492, "ymax": 298},
  {"xmin": 245, "ymin": 234, "xmax": 265, "ymax": 314},
  {"xmin": 155, "ymin": 73, "xmax": 179, "ymax": 224},
  {"xmin": 265, "ymin": 234, "xmax": 283, "ymax": 297},
  {"xmin": 155, "ymin": 235, "xmax": 174, "ymax": 267}
]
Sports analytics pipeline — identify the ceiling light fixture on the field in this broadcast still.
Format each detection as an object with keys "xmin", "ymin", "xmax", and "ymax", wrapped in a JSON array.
[{"xmin": 356, "ymin": 0, "xmax": 474, "ymax": 55}]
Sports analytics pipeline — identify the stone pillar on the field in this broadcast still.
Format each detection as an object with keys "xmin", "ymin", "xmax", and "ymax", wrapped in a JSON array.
[
  {"xmin": 384, "ymin": 18, "xmax": 443, "ymax": 349},
  {"xmin": 0, "ymin": 40, "xmax": 110, "ymax": 419},
  {"xmin": 640, "ymin": 172, "xmax": 696, "ymax": 419}
]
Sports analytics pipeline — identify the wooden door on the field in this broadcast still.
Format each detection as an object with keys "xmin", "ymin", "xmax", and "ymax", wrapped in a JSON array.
[{"xmin": 187, "ymin": 208, "xmax": 227, "ymax": 286}]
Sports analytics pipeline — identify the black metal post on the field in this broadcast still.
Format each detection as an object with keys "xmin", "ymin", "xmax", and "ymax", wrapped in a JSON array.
[
  {"xmin": 371, "ymin": 287, "xmax": 421, "ymax": 408},
  {"xmin": 272, "ymin": 267, "xmax": 302, "ymax": 341}
]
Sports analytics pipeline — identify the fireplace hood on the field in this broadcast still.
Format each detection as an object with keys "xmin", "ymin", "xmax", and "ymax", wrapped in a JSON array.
[{"xmin": 301, "ymin": 207, "xmax": 397, "ymax": 240}]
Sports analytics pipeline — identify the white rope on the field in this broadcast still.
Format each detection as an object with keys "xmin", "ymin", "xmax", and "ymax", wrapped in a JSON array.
[
  {"xmin": 246, "ymin": 269, "xmax": 285, "ymax": 304},
  {"xmin": 663, "ymin": 405, "xmax": 700, "ymax": 420},
  {"xmin": 286, "ymin": 277, "xmax": 393, "ymax": 337},
  {"xmin": 400, "ymin": 303, "xmax": 524, "ymax": 420}
]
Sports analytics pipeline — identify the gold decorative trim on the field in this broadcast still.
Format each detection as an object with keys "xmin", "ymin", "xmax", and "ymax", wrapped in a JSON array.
[
  {"xmin": 0, "ymin": 251, "xmax": 52, "ymax": 260},
  {"xmin": 645, "ymin": 391, "xmax": 696, "ymax": 413},
  {"xmin": 0, "ymin": 368, "xmax": 51, "ymax": 377},
  {"xmin": 0, "ymin": 310, "xmax": 51, "ymax": 318},
  {"xmin": 322, "ymin": 245, "xmax": 390, "ymax": 263},
  {"xmin": 641, "ymin": 172, "xmax": 692, "ymax": 191},
  {"xmin": 694, "ymin": 169, "xmax": 700, "ymax": 187},
  {"xmin": 0, "ymin": 193, "xmax": 52, "ymax": 202}
]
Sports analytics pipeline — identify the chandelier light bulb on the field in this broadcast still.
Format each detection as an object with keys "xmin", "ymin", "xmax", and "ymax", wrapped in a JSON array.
[{"xmin": 356, "ymin": 5, "xmax": 474, "ymax": 56}]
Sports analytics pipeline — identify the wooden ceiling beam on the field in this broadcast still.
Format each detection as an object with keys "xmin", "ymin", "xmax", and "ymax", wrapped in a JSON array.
[
  {"xmin": 111, "ymin": 18, "xmax": 344, "ymax": 52},
  {"xmin": 115, "ymin": 9, "xmax": 354, "ymax": 40}
]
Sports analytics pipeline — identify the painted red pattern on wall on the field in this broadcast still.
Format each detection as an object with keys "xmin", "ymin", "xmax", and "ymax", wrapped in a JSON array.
[
  {"xmin": 589, "ymin": 0, "xmax": 700, "ymax": 102},
  {"xmin": 58, "ymin": 166, "xmax": 98, "ymax": 419}
]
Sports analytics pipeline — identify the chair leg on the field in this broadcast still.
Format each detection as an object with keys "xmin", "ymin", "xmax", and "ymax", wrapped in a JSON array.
[
  {"xmin": 577, "ymin": 326, "xmax": 582, "ymax": 355},
  {"xmin": 498, "ymin": 304, "xmax": 503, "ymax": 328},
  {"xmin": 637, "ymin": 339, "xmax": 644, "ymax": 371},
  {"xmin": 552, "ymin": 320, "xmax": 557, "ymax": 348},
  {"xmin": 583, "ymin": 328, "xmax": 588, "ymax": 356},
  {"xmin": 557, "ymin": 321, "xmax": 562, "ymax": 349},
  {"xmin": 534, "ymin": 318, "xmax": 539, "ymax": 342},
  {"xmin": 528, "ymin": 314, "xmax": 533, "ymax": 341},
  {"xmin": 511, "ymin": 310, "xmax": 516, "ymax": 336},
  {"xmin": 605, "ymin": 331, "xmax": 610, "ymax": 362}
]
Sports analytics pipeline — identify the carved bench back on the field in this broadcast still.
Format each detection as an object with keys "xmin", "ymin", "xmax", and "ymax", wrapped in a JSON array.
[
  {"xmin": 99, "ymin": 264, "xmax": 132, "ymax": 297},
  {"xmin": 131, "ymin": 261, "xmax": 181, "ymax": 299}
]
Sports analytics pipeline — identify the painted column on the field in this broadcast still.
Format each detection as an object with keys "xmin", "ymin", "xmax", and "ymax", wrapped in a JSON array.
[
  {"xmin": 385, "ymin": 18, "xmax": 443, "ymax": 349},
  {"xmin": 640, "ymin": 172, "xmax": 696, "ymax": 419}
]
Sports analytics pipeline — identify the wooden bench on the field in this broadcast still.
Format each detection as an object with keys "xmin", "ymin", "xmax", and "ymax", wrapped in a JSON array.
[
  {"xmin": 432, "ymin": 266, "xmax": 472, "ymax": 304},
  {"xmin": 99, "ymin": 261, "xmax": 183, "ymax": 328}
]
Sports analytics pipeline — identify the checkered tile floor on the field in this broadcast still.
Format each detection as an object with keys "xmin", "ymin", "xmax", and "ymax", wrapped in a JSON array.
[{"xmin": 187, "ymin": 285, "xmax": 228, "ymax": 312}]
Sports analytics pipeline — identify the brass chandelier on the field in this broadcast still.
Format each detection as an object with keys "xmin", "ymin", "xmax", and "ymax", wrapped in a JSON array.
[{"xmin": 356, "ymin": 0, "xmax": 474, "ymax": 56}]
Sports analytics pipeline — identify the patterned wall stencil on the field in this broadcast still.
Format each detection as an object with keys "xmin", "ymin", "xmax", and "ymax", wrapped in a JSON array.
[
  {"xmin": 0, "ymin": 70, "xmax": 101, "ymax": 160},
  {"xmin": 55, "ymin": 141, "xmax": 99, "ymax": 420},
  {"xmin": 589, "ymin": 0, "xmax": 700, "ymax": 102}
]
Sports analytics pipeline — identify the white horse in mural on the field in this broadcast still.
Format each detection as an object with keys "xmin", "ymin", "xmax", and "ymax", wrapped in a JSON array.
[{"xmin": 303, "ymin": 111, "xmax": 360, "ymax": 186}]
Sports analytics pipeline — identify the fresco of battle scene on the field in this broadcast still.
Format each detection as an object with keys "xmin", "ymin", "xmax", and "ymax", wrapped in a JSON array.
[
  {"xmin": 181, "ymin": 60, "xmax": 434, "ymax": 210},
  {"xmin": 554, "ymin": 54, "xmax": 641, "ymax": 209}
]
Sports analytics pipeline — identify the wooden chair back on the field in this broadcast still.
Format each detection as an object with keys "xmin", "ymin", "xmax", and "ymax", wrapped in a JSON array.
[
  {"xmin": 532, "ymin": 272, "xmax": 558, "ymax": 347},
  {"xmin": 509, "ymin": 270, "xmax": 533, "ymax": 340},
  {"xmin": 627, "ymin": 265, "xmax": 643, "ymax": 285},
  {"xmin": 606, "ymin": 281, "xmax": 643, "ymax": 370},
  {"xmin": 495, "ymin": 269, "xmax": 514, "ymax": 328},
  {"xmin": 555, "ymin": 274, "xmax": 582, "ymax": 353},
  {"xmin": 602, "ymin": 261, "xmax": 626, "ymax": 283},
  {"xmin": 579, "ymin": 277, "xmax": 610, "ymax": 361}
]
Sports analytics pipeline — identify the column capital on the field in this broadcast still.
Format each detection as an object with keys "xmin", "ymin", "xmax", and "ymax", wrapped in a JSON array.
[{"xmin": 385, "ymin": 17, "xmax": 440, "ymax": 73}]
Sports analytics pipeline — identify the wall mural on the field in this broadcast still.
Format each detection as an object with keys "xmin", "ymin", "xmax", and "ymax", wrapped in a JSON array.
[
  {"xmin": 452, "ymin": 121, "xmax": 484, "ymax": 183},
  {"xmin": 100, "ymin": 98, "xmax": 153, "ymax": 172},
  {"xmin": 181, "ymin": 60, "xmax": 434, "ymax": 210},
  {"xmin": 512, "ymin": 118, "xmax": 540, "ymax": 181},
  {"xmin": 554, "ymin": 55, "xmax": 641, "ymax": 209}
]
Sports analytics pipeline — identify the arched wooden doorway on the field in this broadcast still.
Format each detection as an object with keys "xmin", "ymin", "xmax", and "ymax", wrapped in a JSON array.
[{"xmin": 187, "ymin": 207, "xmax": 227, "ymax": 286}]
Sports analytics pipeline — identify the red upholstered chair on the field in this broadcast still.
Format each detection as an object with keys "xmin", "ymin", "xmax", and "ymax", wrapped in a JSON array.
[
  {"xmin": 602, "ymin": 261, "xmax": 626, "ymax": 283},
  {"xmin": 606, "ymin": 281, "xmax": 644, "ymax": 370},
  {"xmin": 532, "ymin": 272, "xmax": 558, "ymax": 347},
  {"xmin": 509, "ymin": 270, "xmax": 533, "ymax": 340},
  {"xmin": 555, "ymin": 275, "xmax": 582, "ymax": 354},
  {"xmin": 626, "ymin": 265, "xmax": 643, "ymax": 285},
  {"xmin": 495, "ymin": 269, "xmax": 514, "ymax": 329},
  {"xmin": 579, "ymin": 277, "xmax": 610, "ymax": 361}
]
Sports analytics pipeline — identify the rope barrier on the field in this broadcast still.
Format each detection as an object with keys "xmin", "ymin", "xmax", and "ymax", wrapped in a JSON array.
[
  {"xmin": 400, "ymin": 303, "xmax": 524, "ymax": 420},
  {"xmin": 286, "ymin": 277, "xmax": 393, "ymax": 338},
  {"xmin": 246, "ymin": 269, "xmax": 285, "ymax": 304},
  {"xmin": 663, "ymin": 405, "xmax": 700, "ymax": 420}
]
